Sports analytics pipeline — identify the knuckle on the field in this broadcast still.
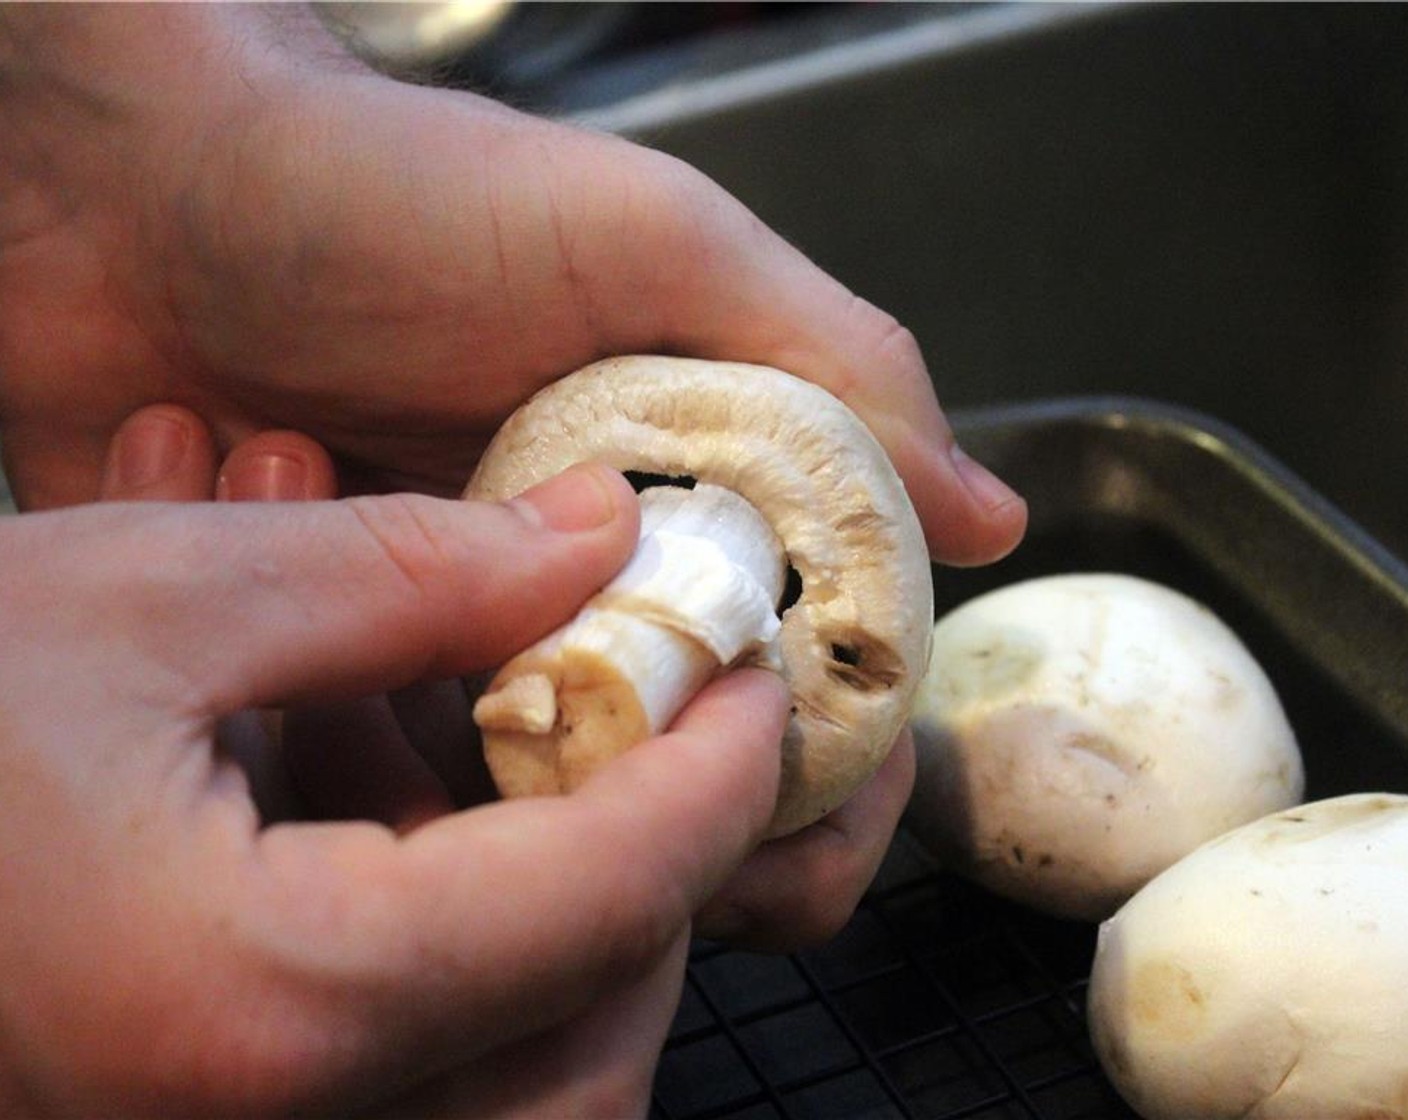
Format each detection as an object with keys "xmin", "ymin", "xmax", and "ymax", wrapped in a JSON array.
[
  {"xmin": 854, "ymin": 300, "xmax": 924, "ymax": 379},
  {"xmin": 342, "ymin": 493, "xmax": 454, "ymax": 606},
  {"xmin": 627, "ymin": 146, "xmax": 756, "ymax": 260},
  {"xmin": 874, "ymin": 315, "xmax": 924, "ymax": 374},
  {"xmin": 824, "ymin": 297, "xmax": 928, "ymax": 407}
]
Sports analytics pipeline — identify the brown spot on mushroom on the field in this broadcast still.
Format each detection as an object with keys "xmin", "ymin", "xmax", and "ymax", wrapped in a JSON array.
[
  {"xmin": 1059, "ymin": 730, "xmax": 1140, "ymax": 779},
  {"xmin": 1211, "ymin": 680, "xmax": 1246, "ymax": 716},
  {"xmin": 1258, "ymin": 796, "xmax": 1402, "ymax": 847},
  {"xmin": 820, "ymin": 628, "xmax": 904, "ymax": 692},
  {"xmin": 1130, "ymin": 960, "xmax": 1209, "ymax": 1042}
]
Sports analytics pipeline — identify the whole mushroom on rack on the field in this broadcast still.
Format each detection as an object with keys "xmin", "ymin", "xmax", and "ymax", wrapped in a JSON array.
[
  {"xmin": 1089, "ymin": 792, "xmax": 1408, "ymax": 1120},
  {"xmin": 467, "ymin": 355, "xmax": 935, "ymax": 838},
  {"xmin": 906, "ymin": 572, "xmax": 1304, "ymax": 921}
]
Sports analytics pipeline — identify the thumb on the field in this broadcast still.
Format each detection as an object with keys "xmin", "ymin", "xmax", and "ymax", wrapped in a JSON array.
[
  {"xmin": 11, "ymin": 463, "xmax": 639, "ymax": 716},
  {"xmin": 211, "ymin": 462, "xmax": 640, "ymax": 712}
]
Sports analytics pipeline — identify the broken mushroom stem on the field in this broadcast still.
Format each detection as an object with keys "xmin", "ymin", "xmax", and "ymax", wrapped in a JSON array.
[{"xmin": 472, "ymin": 482, "xmax": 789, "ymax": 781}]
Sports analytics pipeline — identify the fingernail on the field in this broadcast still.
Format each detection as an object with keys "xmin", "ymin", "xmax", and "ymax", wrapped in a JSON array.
[
  {"xmin": 218, "ymin": 453, "xmax": 310, "ymax": 502},
  {"xmin": 950, "ymin": 446, "xmax": 1022, "ymax": 513},
  {"xmin": 512, "ymin": 463, "xmax": 623, "ymax": 533},
  {"xmin": 115, "ymin": 412, "xmax": 188, "ymax": 489}
]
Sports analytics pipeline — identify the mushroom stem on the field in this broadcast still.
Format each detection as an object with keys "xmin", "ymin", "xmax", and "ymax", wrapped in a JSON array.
[{"xmin": 472, "ymin": 483, "xmax": 787, "ymax": 793}]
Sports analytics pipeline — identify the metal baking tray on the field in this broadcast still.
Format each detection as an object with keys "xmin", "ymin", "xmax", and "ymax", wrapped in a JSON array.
[{"xmin": 651, "ymin": 397, "xmax": 1408, "ymax": 1120}]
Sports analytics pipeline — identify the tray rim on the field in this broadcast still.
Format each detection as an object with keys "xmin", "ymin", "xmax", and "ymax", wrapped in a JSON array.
[{"xmin": 952, "ymin": 393, "xmax": 1408, "ymax": 597}]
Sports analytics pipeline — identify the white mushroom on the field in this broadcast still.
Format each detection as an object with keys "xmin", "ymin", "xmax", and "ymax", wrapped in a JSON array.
[
  {"xmin": 1088, "ymin": 793, "xmax": 1408, "ymax": 1120},
  {"xmin": 906, "ymin": 573, "xmax": 1303, "ymax": 920},
  {"xmin": 465, "ymin": 355, "xmax": 934, "ymax": 837}
]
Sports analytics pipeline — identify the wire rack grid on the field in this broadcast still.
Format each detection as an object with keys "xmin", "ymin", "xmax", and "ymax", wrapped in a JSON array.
[{"xmin": 651, "ymin": 830, "xmax": 1138, "ymax": 1120}]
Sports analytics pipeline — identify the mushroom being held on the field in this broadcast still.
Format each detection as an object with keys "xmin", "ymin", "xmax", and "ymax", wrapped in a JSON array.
[
  {"xmin": 1089, "ymin": 793, "xmax": 1408, "ymax": 1120},
  {"xmin": 906, "ymin": 573, "xmax": 1304, "ymax": 920},
  {"xmin": 466, "ymin": 356, "xmax": 934, "ymax": 838}
]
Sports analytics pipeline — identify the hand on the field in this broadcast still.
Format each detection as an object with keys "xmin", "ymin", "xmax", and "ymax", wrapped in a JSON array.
[
  {"xmin": 100, "ymin": 403, "xmax": 917, "ymax": 951},
  {"xmin": 0, "ymin": 444, "xmax": 794, "ymax": 1118},
  {"xmin": 0, "ymin": 4, "xmax": 1025, "ymax": 568}
]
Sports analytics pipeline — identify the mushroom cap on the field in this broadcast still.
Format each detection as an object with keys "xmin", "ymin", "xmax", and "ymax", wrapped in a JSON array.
[
  {"xmin": 1089, "ymin": 793, "xmax": 1408, "ymax": 1120},
  {"xmin": 907, "ymin": 573, "xmax": 1304, "ymax": 920},
  {"xmin": 466, "ymin": 355, "xmax": 934, "ymax": 837}
]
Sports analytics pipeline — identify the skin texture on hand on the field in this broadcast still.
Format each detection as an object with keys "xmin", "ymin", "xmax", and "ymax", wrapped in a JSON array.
[
  {"xmin": 0, "ymin": 441, "xmax": 798, "ymax": 1118},
  {"xmin": 0, "ymin": 3, "xmax": 1025, "ymax": 566}
]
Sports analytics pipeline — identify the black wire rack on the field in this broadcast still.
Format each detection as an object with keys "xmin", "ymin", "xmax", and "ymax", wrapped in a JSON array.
[{"xmin": 651, "ymin": 829, "xmax": 1138, "ymax": 1120}]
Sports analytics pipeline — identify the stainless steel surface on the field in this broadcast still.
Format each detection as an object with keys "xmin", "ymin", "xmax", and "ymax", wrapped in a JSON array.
[
  {"xmin": 579, "ymin": 2, "xmax": 1408, "ymax": 565},
  {"xmin": 654, "ymin": 397, "xmax": 1408, "ymax": 1119}
]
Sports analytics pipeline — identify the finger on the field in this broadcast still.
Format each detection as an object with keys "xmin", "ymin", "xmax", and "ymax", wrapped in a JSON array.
[
  {"xmin": 695, "ymin": 728, "xmax": 918, "ymax": 951},
  {"xmin": 7, "ymin": 462, "xmax": 639, "ymax": 738},
  {"xmin": 98, "ymin": 403, "xmax": 218, "ymax": 502},
  {"xmin": 217, "ymin": 429, "xmax": 340, "ymax": 501},
  {"xmin": 251, "ymin": 668, "xmax": 789, "ymax": 1081}
]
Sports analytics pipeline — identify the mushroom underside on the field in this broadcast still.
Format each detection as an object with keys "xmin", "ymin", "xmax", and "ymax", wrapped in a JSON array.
[{"xmin": 466, "ymin": 356, "xmax": 933, "ymax": 836}]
